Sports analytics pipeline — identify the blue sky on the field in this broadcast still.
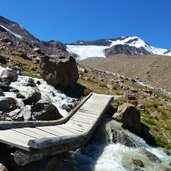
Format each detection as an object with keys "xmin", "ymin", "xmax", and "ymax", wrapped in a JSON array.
[{"xmin": 0, "ymin": 0, "xmax": 171, "ymax": 50}]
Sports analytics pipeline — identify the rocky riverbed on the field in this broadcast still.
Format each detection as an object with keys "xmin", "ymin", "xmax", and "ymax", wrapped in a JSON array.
[{"xmin": 0, "ymin": 66, "xmax": 78, "ymax": 121}]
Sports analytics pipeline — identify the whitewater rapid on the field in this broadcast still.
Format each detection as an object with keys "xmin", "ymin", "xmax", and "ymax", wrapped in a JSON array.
[
  {"xmin": 0, "ymin": 66, "xmax": 78, "ymax": 117},
  {"xmin": 61, "ymin": 119, "xmax": 171, "ymax": 171}
]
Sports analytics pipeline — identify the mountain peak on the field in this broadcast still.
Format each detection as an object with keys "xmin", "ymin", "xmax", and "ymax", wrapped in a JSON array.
[{"xmin": 67, "ymin": 36, "xmax": 171, "ymax": 59}]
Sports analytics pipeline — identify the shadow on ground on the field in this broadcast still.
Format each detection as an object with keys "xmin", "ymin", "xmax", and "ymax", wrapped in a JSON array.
[{"xmin": 58, "ymin": 83, "xmax": 89, "ymax": 98}]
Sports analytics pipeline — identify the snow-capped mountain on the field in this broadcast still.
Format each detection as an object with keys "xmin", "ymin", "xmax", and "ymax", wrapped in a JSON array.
[
  {"xmin": 1, "ymin": 16, "xmax": 170, "ymax": 60},
  {"xmin": 67, "ymin": 36, "xmax": 171, "ymax": 60}
]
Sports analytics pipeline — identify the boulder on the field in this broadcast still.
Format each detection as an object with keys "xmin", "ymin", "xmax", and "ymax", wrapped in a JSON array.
[
  {"xmin": 32, "ymin": 101, "xmax": 62, "ymax": 120},
  {"xmin": 124, "ymin": 93, "xmax": 137, "ymax": 101},
  {"xmin": 60, "ymin": 104, "xmax": 71, "ymax": 112},
  {"xmin": 0, "ymin": 82, "xmax": 11, "ymax": 91},
  {"xmin": 0, "ymin": 97, "xmax": 17, "ymax": 112},
  {"xmin": 23, "ymin": 89, "xmax": 41, "ymax": 105},
  {"xmin": 9, "ymin": 66, "xmax": 21, "ymax": 75},
  {"xmin": 39, "ymin": 55, "xmax": 79, "ymax": 87},
  {"xmin": 32, "ymin": 47, "xmax": 41, "ymax": 54},
  {"xmin": 113, "ymin": 103, "xmax": 141, "ymax": 135},
  {"xmin": 132, "ymin": 159, "xmax": 144, "ymax": 167},
  {"xmin": 16, "ymin": 93, "xmax": 26, "ymax": 99},
  {"xmin": 23, "ymin": 78, "xmax": 36, "ymax": 87},
  {"xmin": 0, "ymin": 68, "xmax": 18, "ymax": 82},
  {"xmin": 0, "ymin": 55, "xmax": 7, "ymax": 64}
]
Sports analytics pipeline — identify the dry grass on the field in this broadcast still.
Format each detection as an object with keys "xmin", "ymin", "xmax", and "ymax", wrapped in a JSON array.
[{"xmin": 79, "ymin": 55, "xmax": 171, "ymax": 92}]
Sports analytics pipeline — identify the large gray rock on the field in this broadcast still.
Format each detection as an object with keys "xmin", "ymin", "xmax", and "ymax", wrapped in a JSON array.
[
  {"xmin": 0, "ymin": 68, "xmax": 18, "ymax": 82},
  {"xmin": 39, "ymin": 54, "xmax": 79, "ymax": 87},
  {"xmin": 23, "ymin": 89, "xmax": 41, "ymax": 105},
  {"xmin": 113, "ymin": 103, "xmax": 141, "ymax": 135},
  {"xmin": 0, "ymin": 97, "xmax": 17, "ymax": 112},
  {"xmin": 32, "ymin": 101, "xmax": 62, "ymax": 121}
]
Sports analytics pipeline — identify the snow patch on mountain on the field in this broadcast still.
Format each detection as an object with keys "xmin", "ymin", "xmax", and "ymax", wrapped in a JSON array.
[
  {"xmin": 110, "ymin": 36, "xmax": 150, "ymax": 49},
  {"xmin": 109, "ymin": 36, "xmax": 170, "ymax": 56},
  {"xmin": 66, "ymin": 36, "xmax": 171, "ymax": 60},
  {"xmin": 67, "ymin": 45, "xmax": 106, "ymax": 60},
  {"xmin": 150, "ymin": 46, "xmax": 170, "ymax": 55},
  {"xmin": 0, "ymin": 24, "xmax": 22, "ymax": 39}
]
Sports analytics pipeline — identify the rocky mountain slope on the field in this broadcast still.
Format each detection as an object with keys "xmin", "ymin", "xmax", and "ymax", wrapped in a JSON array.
[
  {"xmin": 79, "ymin": 54, "xmax": 171, "ymax": 94},
  {"xmin": 0, "ymin": 16, "xmax": 38, "ymax": 42},
  {"xmin": 67, "ymin": 36, "xmax": 171, "ymax": 59},
  {"xmin": 0, "ymin": 16, "xmax": 68, "ymax": 56}
]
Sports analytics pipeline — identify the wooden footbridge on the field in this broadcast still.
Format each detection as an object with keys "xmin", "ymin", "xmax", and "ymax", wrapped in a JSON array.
[{"xmin": 0, "ymin": 93, "xmax": 113, "ymax": 165}]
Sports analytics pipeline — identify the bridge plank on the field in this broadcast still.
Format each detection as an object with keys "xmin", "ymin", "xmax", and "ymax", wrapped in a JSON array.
[
  {"xmin": 66, "ymin": 124, "xmax": 89, "ymax": 133},
  {"xmin": 38, "ymin": 126, "xmax": 77, "ymax": 136},
  {"xmin": 24, "ymin": 127, "xmax": 58, "ymax": 137},
  {"xmin": 13, "ymin": 128, "xmax": 45, "ymax": 139},
  {"xmin": 70, "ymin": 117, "xmax": 94, "ymax": 125},
  {"xmin": 14, "ymin": 127, "xmax": 58, "ymax": 139},
  {"xmin": 0, "ymin": 130, "xmax": 32, "ymax": 150},
  {"xmin": 72, "ymin": 115, "xmax": 95, "ymax": 121},
  {"xmin": 74, "ymin": 112, "xmax": 97, "ymax": 118},
  {"xmin": 57, "ymin": 125, "xmax": 82, "ymax": 135}
]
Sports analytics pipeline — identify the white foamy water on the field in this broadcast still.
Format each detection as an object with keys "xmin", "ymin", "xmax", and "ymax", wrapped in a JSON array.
[
  {"xmin": 69, "ymin": 120, "xmax": 171, "ymax": 171},
  {"xmin": 71, "ymin": 142, "xmax": 171, "ymax": 171},
  {"xmin": 0, "ymin": 66, "xmax": 77, "ymax": 116}
]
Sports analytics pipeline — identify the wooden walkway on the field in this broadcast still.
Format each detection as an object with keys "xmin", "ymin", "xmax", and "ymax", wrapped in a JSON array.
[{"xmin": 0, "ymin": 93, "xmax": 113, "ymax": 165}]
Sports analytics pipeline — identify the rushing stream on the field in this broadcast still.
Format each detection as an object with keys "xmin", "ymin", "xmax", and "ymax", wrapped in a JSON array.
[
  {"xmin": 0, "ymin": 66, "xmax": 78, "ymax": 118},
  {"xmin": 59, "ymin": 119, "xmax": 171, "ymax": 171}
]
